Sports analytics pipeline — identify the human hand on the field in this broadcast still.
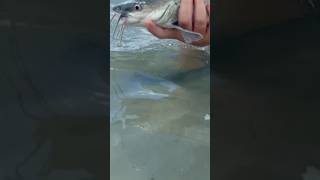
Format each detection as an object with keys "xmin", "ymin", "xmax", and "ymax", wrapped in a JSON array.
[{"xmin": 144, "ymin": 0, "xmax": 210, "ymax": 47}]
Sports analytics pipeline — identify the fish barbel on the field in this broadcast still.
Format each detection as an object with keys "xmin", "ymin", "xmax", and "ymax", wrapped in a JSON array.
[{"xmin": 111, "ymin": 0, "xmax": 209, "ymax": 45}]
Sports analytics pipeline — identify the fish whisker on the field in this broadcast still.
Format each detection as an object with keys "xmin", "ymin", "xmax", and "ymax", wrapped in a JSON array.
[
  {"xmin": 113, "ymin": 15, "xmax": 122, "ymax": 39},
  {"xmin": 118, "ymin": 20, "xmax": 128, "ymax": 46},
  {"xmin": 115, "ymin": 23, "xmax": 123, "ymax": 40},
  {"xmin": 110, "ymin": 13, "xmax": 117, "ymax": 23}
]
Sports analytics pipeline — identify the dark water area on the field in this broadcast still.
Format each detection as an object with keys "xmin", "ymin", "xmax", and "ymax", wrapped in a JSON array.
[
  {"xmin": 0, "ymin": 0, "xmax": 109, "ymax": 179},
  {"xmin": 0, "ymin": 22, "xmax": 108, "ymax": 179},
  {"xmin": 213, "ymin": 16, "xmax": 320, "ymax": 180}
]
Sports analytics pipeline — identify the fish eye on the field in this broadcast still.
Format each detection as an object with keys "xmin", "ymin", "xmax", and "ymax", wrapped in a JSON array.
[{"xmin": 134, "ymin": 4, "xmax": 141, "ymax": 10}]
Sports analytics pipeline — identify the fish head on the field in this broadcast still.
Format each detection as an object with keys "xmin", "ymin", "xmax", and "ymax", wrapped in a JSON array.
[{"xmin": 112, "ymin": 1, "xmax": 154, "ymax": 25}]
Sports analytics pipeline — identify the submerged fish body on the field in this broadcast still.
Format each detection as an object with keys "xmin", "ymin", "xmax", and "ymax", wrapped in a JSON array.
[
  {"xmin": 110, "ymin": 69, "xmax": 179, "ymax": 124},
  {"xmin": 111, "ymin": 0, "xmax": 209, "ymax": 44}
]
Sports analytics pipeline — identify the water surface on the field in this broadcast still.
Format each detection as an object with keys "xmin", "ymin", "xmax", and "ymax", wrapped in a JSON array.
[{"xmin": 110, "ymin": 0, "xmax": 211, "ymax": 179}]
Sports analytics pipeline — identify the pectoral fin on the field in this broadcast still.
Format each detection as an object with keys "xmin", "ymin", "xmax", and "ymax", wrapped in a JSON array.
[{"xmin": 171, "ymin": 25, "xmax": 203, "ymax": 44}]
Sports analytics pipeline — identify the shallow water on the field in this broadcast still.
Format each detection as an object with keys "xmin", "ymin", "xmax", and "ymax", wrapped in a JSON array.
[{"xmin": 110, "ymin": 1, "xmax": 210, "ymax": 179}]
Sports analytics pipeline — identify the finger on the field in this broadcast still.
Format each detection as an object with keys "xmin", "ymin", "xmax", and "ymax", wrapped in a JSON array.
[
  {"xmin": 206, "ymin": 4, "xmax": 211, "ymax": 33},
  {"xmin": 144, "ymin": 19, "xmax": 180, "ymax": 39},
  {"xmin": 206, "ymin": 24, "xmax": 210, "ymax": 38},
  {"xmin": 193, "ymin": 0, "xmax": 207, "ymax": 35},
  {"xmin": 192, "ymin": 27, "xmax": 210, "ymax": 46},
  {"xmin": 179, "ymin": 0, "xmax": 193, "ymax": 30}
]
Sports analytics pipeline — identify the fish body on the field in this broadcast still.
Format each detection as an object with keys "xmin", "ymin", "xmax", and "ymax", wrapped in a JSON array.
[
  {"xmin": 110, "ymin": 69, "xmax": 178, "ymax": 123},
  {"xmin": 112, "ymin": 0, "xmax": 209, "ymax": 43}
]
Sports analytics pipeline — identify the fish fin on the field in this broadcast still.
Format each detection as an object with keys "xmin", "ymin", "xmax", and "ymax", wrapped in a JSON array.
[
  {"xmin": 180, "ymin": 30, "xmax": 203, "ymax": 44},
  {"xmin": 171, "ymin": 25, "xmax": 203, "ymax": 44}
]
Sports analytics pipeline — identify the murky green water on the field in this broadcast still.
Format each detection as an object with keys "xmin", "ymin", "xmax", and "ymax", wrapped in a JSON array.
[{"xmin": 110, "ymin": 1, "xmax": 210, "ymax": 179}]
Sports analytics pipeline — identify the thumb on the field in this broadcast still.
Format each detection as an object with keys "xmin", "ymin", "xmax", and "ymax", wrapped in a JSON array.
[{"xmin": 144, "ymin": 19, "xmax": 180, "ymax": 40}]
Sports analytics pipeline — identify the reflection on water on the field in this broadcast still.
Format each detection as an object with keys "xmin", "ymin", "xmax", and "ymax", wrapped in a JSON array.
[{"xmin": 110, "ymin": 0, "xmax": 210, "ymax": 179}]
